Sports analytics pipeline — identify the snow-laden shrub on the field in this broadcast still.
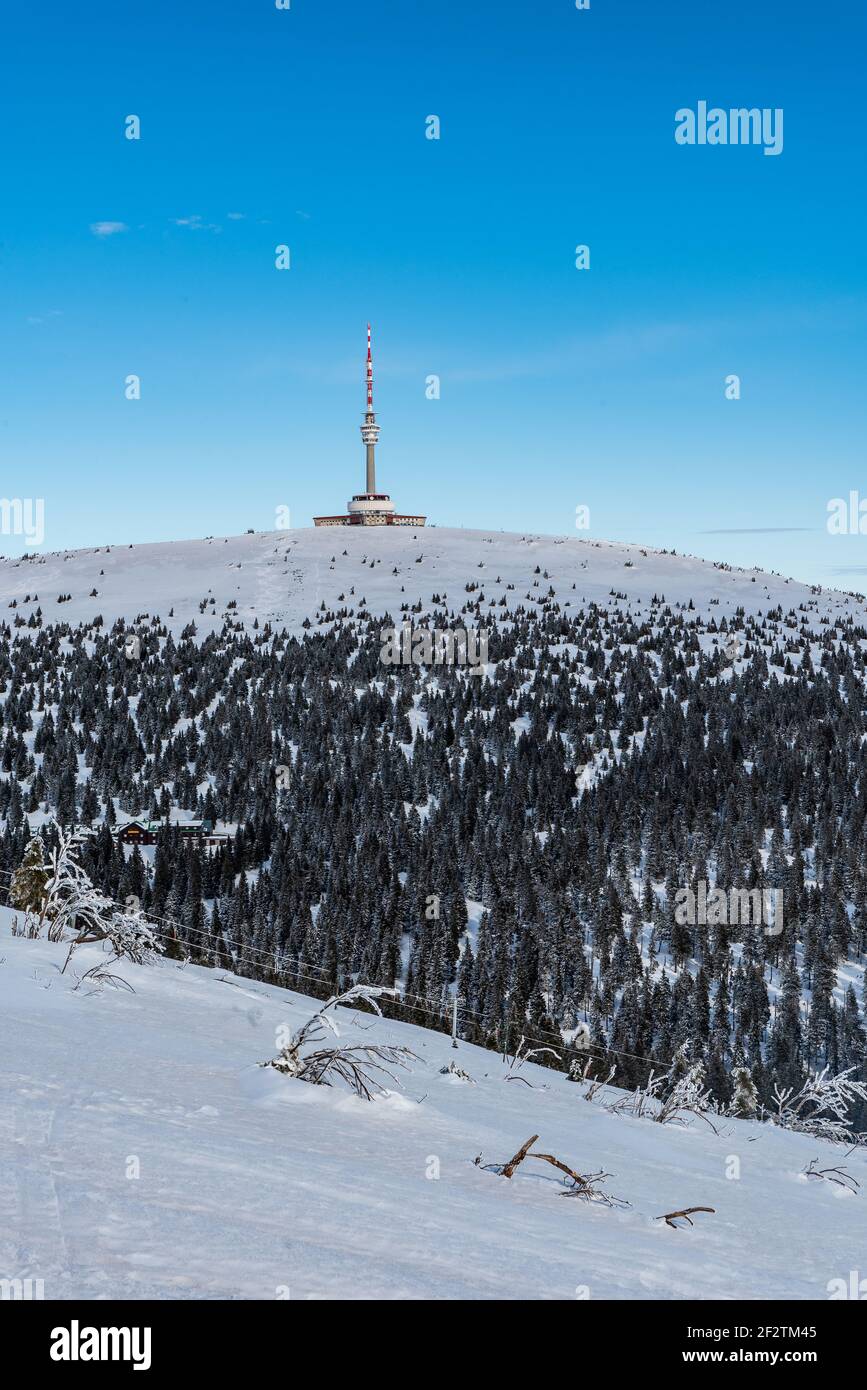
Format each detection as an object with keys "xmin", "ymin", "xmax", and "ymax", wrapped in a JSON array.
[
  {"xmin": 607, "ymin": 1045, "xmax": 713, "ymax": 1127},
  {"xmin": 263, "ymin": 985, "xmax": 417, "ymax": 1101},
  {"xmin": 765, "ymin": 1067, "xmax": 867, "ymax": 1143},
  {"xmin": 440, "ymin": 1060, "xmax": 475, "ymax": 1083},
  {"xmin": 656, "ymin": 1060, "xmax": 712, "ymax": 1124},
  {"xmin": 10, "ymin": 825, "xmax": 163, "ymax": 978}
]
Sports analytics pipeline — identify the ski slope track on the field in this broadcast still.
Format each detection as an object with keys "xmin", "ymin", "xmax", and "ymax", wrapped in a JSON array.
[
  {"xmin": 1, "ymin": 526, "xmax": 862, "ymax": 637},
  {"xmin": 1, "ymin": 927, "xmax": 864, "ymax": 1301}
]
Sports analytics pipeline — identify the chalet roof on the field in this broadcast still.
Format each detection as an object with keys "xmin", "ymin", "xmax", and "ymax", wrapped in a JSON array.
[{"xmin": 117, "ymin": 818, "xmax": 221, "ymax": 836}]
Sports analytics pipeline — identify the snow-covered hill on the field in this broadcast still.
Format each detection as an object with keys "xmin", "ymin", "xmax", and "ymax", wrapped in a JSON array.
[
  {"xmin": 2, "ymin": 922, "xmax": 864, "ymax": 1301},
  {"xmin": 3, "ymin": 526, "xmax": 863, "ymax": 636}
]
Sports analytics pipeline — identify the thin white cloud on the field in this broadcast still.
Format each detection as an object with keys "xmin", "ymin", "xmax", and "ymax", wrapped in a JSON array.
[
  {"xmin": 227, "ymin": 212, "xmax": 246, "ymax": 220},
  {"xmin": 90, "ymin": 221, "xmax": 128, "ymax": 237},
  {"xmin": 171, "ymin": 215, "xmax": 221, "ymax": 232}
]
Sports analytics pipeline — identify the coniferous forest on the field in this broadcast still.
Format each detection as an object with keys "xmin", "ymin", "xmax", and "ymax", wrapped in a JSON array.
[{"xmin": 2, "ymin": 580, "xmax": 866, "ymax": 1128}]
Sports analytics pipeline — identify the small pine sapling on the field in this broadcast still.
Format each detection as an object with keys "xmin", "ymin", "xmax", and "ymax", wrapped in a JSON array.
[
  {"xmin": 728, "ymin": 1060, "xmax": 759, "ymax": 1119},
  {"xmin": 9, "ymin": 835, "xmax": 51, "ymax": 921}
]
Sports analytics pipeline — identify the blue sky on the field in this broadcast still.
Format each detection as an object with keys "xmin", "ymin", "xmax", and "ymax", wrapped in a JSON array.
[{"xmin": 2, "ymin": 0, "xmax": 866, "ymax": 588}]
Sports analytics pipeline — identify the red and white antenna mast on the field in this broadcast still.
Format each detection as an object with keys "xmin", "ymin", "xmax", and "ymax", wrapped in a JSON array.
[{"xmin": 360, "ymin": 322, "xmax": 380, "ymax": 494}]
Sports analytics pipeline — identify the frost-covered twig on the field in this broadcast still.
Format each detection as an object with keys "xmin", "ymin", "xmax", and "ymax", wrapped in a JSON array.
[
  {"xmin": 72, "ymin": 964, "xmax": 136, "ymax": 994},
  {"xmin": 765, "ymin": 1068, "xmax": 867, "ymax": 1143},
  {"xmin": 569, "ymin": 1058, "xmax": 617, "ymax": 1102},
  {"xmin": 285, "ymin": 983, "xmax": 395, "ymax": 1054},
  {"xmin": 262, "ymin": 985, "xmax": 418, "ymax": 1100},
  {"xmin": 503, "ymin": 1035, "xmax": 561, "ymax": 1084},
  {"xmin": 439, "ymin": 1060, "xmax": 475, "ymax": 1083},
  {"xmin": 605, "ymin": 1051, "xmax": 715, "ymax": 1129},
  {"xmin": 61, "ymin": 903, "xmax": 163, "ymax": 975}
]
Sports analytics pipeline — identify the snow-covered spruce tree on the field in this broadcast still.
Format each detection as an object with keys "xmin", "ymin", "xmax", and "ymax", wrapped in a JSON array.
[
  {"xmin": 728, "ymin": 1060, "xmax": 759, "ymax": 1119},
  {"xmin": 664, "ymin": 1039, "xmax": 694, "ymax": 1092},
  {"xmin": 9, "ymin": 834, "xmax": 50, "ymax": 919}
]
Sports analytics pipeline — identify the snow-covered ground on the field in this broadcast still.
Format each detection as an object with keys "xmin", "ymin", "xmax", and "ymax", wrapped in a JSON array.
[
  {"xmin": 3, "ymin": 526, "xmax": 863, "ymax": 637},
  {"xmin": 2, "ymin": 920, "xmax": 864, "ymax": 1301}
]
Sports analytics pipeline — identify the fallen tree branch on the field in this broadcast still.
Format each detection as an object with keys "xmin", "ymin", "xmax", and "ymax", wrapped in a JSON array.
[
  {"xmin": 533, "ymin": 1151, "xmax": 588, "ymax": 1186},
  {"xmin": 502, "ymin": 1134, "xmax": 539, "ymax": 1179},
  {"xmin": 481, "ymin": 1135, "xmax": 627, "ymax": 1207},
  {"xmin": 803, "ymin": 1157, "xmax": 860, "ymax": 1193},
  {"xmin": 558, "ymin": 1170, "xmax": 627, "ymax": 1207},
  {"xmin": 657, "ymin": 1206, "xmax": 715, "ymax": 1229}
]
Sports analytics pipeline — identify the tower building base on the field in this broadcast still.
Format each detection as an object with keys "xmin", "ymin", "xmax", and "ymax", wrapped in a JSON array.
[{"xmin": 314, "ymin": 492, "xmax": 425, "ymax": 527}]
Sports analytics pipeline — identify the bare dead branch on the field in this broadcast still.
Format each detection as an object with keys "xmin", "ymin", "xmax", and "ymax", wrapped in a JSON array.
[
  {"xmin": 532, "ymin": 1151, "xmax": 588, "ymax": 1185},
  {"xmin": 503, "ymin": 1036, "xmax": 561, "ymax": 1081},
  {"xmin": 502, "ymin": 1134, "xmax": 539, "ymax": 1179},
  {"xmin": 575, "ymin": 1060, "xmax": 617, "ymax": 1102},
  {"xmin": 657, "ymin": 1205, "xmax": 715, "ymax": 1229},
  {"xmin": 485, "ymin": 1135, "xmax": 628, "ymax": 1207},
  {"xmin": 557, "ymin": 1170, "xmax": 628, "ymax": 1208},
  {"xmin": 803, "ymin": 1157, "xmax": 860, "ymax": 1194}
]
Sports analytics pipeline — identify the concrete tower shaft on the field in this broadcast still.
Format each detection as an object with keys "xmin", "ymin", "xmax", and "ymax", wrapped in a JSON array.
[{"xmin": 360, "ymin": 322, "xmax": 380, "ymax": 493}]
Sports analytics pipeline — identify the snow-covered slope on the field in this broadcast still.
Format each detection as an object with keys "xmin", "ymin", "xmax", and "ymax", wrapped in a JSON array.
[
  {"xmin": 2, "ymin": 922, "xmax": 864, "ymax": 1301},
  {"xmin": 3, "ymin": 526, "xmax": 863, "ymax": 636}
]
